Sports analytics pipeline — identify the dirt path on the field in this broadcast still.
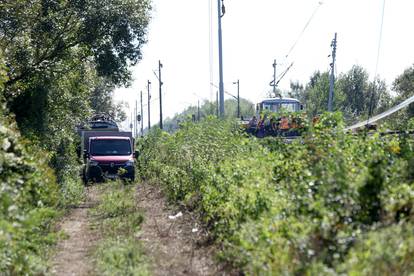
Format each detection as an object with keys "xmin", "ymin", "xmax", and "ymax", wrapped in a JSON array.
[
  {"xmin": 50, "ymin": 186, "xmax": 100, "ymax": 276},
  {"xmin": 136, "ymin": 182, "xmax": 222, "ymax": 276}
]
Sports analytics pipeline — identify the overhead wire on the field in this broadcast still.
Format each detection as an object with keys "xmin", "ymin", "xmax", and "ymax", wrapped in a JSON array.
[
  {"xmin": 374, "ymin": 0, "xmax": 386, "ymax": 78},
  {"xmin": 271, "ymin": 1, "xmax": 324, "ymax": 90},
  {"xmin": 368, "ymin": 0, "xmax": 386, "ymax": 119},
  {"xmin": 284, "ymin": 1, "xmax": 324, "ymax": 60},
  {"xmin": 208, "ymin": 0, "xmax": 214, "ymax": 103}
]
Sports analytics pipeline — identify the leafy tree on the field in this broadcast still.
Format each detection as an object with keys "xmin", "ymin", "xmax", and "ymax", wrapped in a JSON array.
[
  {"xmin": 291, "ymin": 66, "xmax": 391, "ymax": 122},
  {"xmin": 89, "ymin": 77, "xmax": 127, "ymax": 122},
  {"xmin": 1, "ymin": 0, "xmax": 150, "ymax": 150},
  {"xmin": 162, "ymin": 98, "xmax": 255, "ymax": 133},
  {"xmin": 302, "ymin": 71, "xmax": 331, "ymax": 117},
  {"xmin": 1, "ymin": 0, "xmax": 151, "ymax": 90},
  {"xmin": 393, "ymin": 65, "xmax": 414, "ymax": 118},
  {"xmin": 336, "ymin": 65, "xmax": 370, "ymax": 117},
  {"xmin": 366, "ymin": 78, "xmax": 391, "ymax": 115},
  {"xmin": 288, "ymin": 81, "xmax": 305, "ymax": 102},
  {"xmin": 336, "ymin": 65, "xmax": 390, "ymax": 120}
]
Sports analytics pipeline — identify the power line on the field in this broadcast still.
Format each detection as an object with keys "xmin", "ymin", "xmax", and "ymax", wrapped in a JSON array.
[
  {"xmin": 369, "ymin": 0, "xmax": 386, "ymax": 119},
  {"xmin": 208, "ymin": 0, "xmax": 214, "ymax": 103},
  {"xmin": 374, "ymin": 0, "xmax": 386, "ymax": 78},
  {"xmin": 269, "ymin": 1, "xmax": 323, "ymax": 89},
  {"xmin": 141, "ymin": 96, "xmax": 160, "ymax": 108},
  {"xmin": 284, "ymin": 1, "xmax": 323, "ymax": 60}
]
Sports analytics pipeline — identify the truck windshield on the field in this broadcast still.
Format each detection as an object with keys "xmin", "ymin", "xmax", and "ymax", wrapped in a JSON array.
[
  {"xmin": 263, "ymin": 103, "xmax": 299, "ymax": 112},
  {"xmin": 90, "ymin": 139, "xmax": 131, "ymax": 156}
]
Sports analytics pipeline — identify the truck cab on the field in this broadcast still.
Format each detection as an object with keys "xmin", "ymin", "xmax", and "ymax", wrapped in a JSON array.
[
  {"xmin": 81, "ymin": 131, "xmax": 136, "ymax": 183},
  {"xmin": 242, "ymin": 97, "xmax": 305, "ymax": 138},
  {"xmin": 84, "ymin": 136, "xmax": 135, "ymax": 182},
  {"xmin": 77, "ymin": 114, "xmax": 136, "ymax": 183},
  {"xmin": 256, "ymin": 97, "xmax": 302, "ymax": 114}
]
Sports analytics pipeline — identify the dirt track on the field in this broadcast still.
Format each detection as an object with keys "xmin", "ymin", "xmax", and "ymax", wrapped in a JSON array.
[
  {"xmin": 135, "ymin": 182, "xmax": 222, "ymax": 276},
  {"xmin": 50, "ymin": 187, "xmax": 100, "ymax": 276},
  {"xmin": 50, "ymin": 182, "xmax": 223, "ymax": 276}
]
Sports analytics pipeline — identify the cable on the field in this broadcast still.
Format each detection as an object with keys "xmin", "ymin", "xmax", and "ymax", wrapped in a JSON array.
[
  {"xmin": 346, "ymin": 94, "xmax": 414, "ymax": 131},
  {"xmin": 141, "ymin": 96, "xmax": 160, "ymax": 108},
  {"xmin": 208, "ymin": 0, "xmax": 214, "ymax": 103},
  {"xmin": 285, "ymin": 1, "xmax": 323, "ymax": 60},
  {"xmin": 374, "ymin": 0, "xmax": 386, "ymax": 78},
  {"xmin": 271, "ymin": 1, "xmax": 323, "ymax": 89},
  {"xmin": 368, "ymin": 0, "xmax": 386, "ymax": 119}
]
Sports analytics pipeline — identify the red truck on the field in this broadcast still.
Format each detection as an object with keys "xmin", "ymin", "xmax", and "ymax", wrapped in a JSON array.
[{"xmin": 78, "ymin": 114, "xmax": 137, "ymax": 183}]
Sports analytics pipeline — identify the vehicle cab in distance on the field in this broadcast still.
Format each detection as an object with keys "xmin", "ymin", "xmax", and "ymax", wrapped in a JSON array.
[
  {"xmin": 82, "ymin": 131, "xmax": 136, "ymax": 183},
  {"xmin": 256, "ymin": 97, "xmax": 303, "ymax": 114}
]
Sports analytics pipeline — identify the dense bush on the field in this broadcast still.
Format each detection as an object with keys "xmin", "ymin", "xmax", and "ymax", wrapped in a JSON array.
[
  {"xmin": 138, "ymin": 114, "xmax": 414, "ymax": 274},
  {"xmin": 0, "ymin": 55, "xmax": 83, "ymax": 273},
  {"xmin": 0, "ymin": 104, "xmax": 60, "ymax": 274}
]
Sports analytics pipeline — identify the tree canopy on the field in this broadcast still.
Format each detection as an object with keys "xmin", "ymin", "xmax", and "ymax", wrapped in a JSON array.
[
  {"xmin": 1, "ymin": 0, "xmax": 151, "ymax": 89},
  {"xmin": 0, "ymin": 0, "xmax": 151, "ymax": 151},
  {"xmin": 289, "ymin": 65, "xmax": 391, "ymax": 122}
]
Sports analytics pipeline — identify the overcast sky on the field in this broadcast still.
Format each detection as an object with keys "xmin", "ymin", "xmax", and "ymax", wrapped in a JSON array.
[{"xmin": 114, "ymin": 0, "xmax": 414, "ymax": 129}]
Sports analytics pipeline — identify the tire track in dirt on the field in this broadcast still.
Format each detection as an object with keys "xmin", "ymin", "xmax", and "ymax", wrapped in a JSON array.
[
  {"xmin": 136, "ymin": 182, "xmax": 224, "ymax": 276},
  {"xmin": 50, "ymin": 186, "xmax": 100, "ymax": 276}
]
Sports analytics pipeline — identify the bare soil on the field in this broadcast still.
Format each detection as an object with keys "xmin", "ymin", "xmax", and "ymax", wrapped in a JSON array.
[
  {"xmin": 135, "ymin": 182, "xmax": 226, "ymax": 276},
  {"xmin": 50, "ymin": 186, "xmax": 100, "ymax": 276},
  {"xmin": 50, "ymin": 182, "xmax": 227, "ymax": 276}
]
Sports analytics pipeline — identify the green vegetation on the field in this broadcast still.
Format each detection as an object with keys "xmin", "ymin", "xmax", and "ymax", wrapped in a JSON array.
[
  {"xmin": 138, "ymin": 115, "xmax": 414, "ymax": 274},
  {"xmin": 0, "ymin": 102, "xmax": 60, "ymax": 274},
  {"xmin": 1, "ymin": 0, "xmax": 414, "ymax": 273},
  {"xmin": 288, "ymin": 65, "xmax": 391, "ymax": 122},
  {"xmin": 91, "ymin": 181, "xmax": 148, "ymax": 275},
  {"xmin": 95, "ymin": 238, "xmax": 149, "ymax": 276},
  {"xmin": 0, "ymin": 0, "xmax": 151, "ymax": 273},
  {"xmin": 162, "ymin": 98, "xmax": 255, "ymax": 133}
]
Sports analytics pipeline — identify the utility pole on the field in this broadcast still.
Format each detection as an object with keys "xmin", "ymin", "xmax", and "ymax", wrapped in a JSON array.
[
  {"xmin": 130, "ymin": 112, "xmax": 133, "ymax": 131},
  {"xmin": 140, "ymin": 91, "xmax": 143, "ymax": 136},
  {"xmin": 233, "ymin": 79, "xmax": 240, "ymax": 118},
  {"xmin": 272, "ymin": 59, "xmax": 277, "ymax": 96},
  {"xmin": 216, "ymin": 91, "xmax": 219, "ymax": 117},
  {"xmin": 158, "ymin": 60, "xmax": 163, "ymax": 129},
  {"xmin": 147, "ymin": 80, "xmax": 151, "ymax": 130},
  {"xmin": 328, "ymin": 33, "xmax": 337, "ymax": 112},
  {"xmin": 217, "ymin": 0, "xmax": 225, "ymax": 118},
  {"xmin": 136, "ymin": 103, "xmax": 138, "ymax": 137},
  {"xmin": 197, "ymin": 100, "xmax": 200, "ymax": 121}
]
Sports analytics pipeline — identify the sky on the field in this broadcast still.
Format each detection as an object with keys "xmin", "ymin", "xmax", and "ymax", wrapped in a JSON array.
[{"xmin": 114, "ymin": 0, "xmax": 414, "ymax": 130}]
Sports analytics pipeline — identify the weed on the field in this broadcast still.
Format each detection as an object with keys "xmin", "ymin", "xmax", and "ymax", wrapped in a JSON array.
[
  {"xmin": 95, "ymin": 238, "xmax": 149, "ymax": 276},
  {"xmin": 91, "ymin": 180, "xmax": 148, "ymax": 275}
]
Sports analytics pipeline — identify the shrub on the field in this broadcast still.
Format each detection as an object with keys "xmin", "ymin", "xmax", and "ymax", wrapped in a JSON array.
[
  {"xmin": 0, "ymin": 103, "xmax": 60, "ymax": 274},
  {"xmin": 138, "ymin": 115, "xmax": 414, "ymax": 274}
]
